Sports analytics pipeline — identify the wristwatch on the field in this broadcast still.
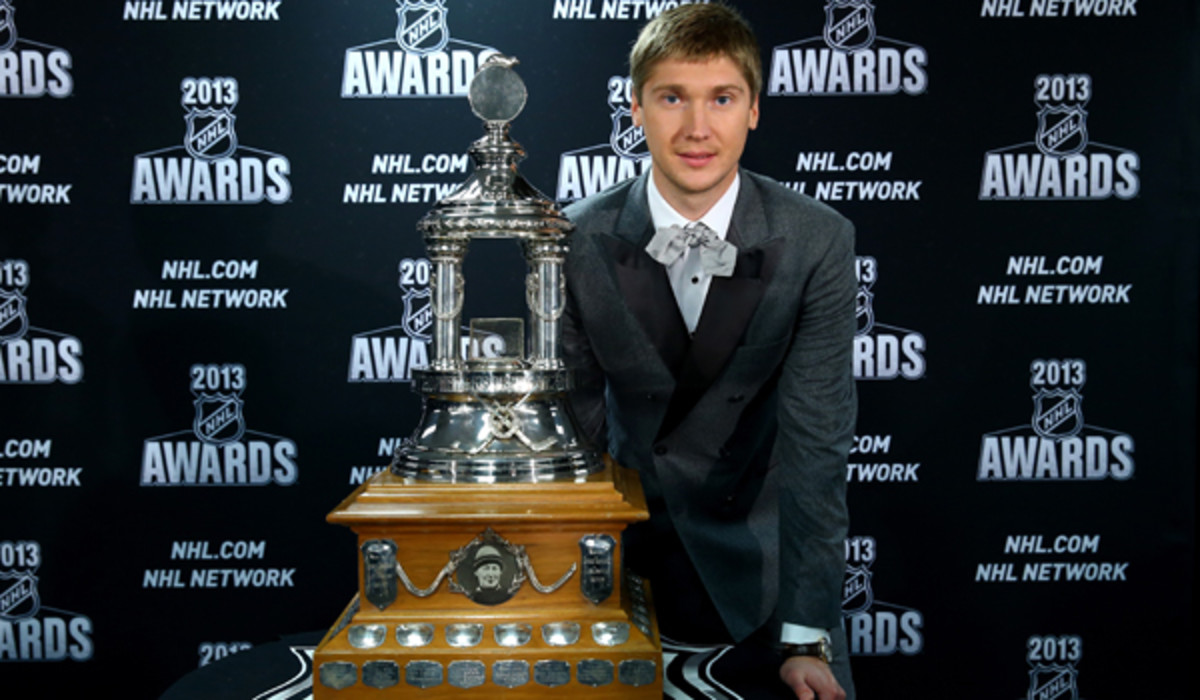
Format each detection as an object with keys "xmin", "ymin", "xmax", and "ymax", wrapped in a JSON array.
[{"xmin": 781, "ymin": 636, "xmax": 833, "ymax": 665}]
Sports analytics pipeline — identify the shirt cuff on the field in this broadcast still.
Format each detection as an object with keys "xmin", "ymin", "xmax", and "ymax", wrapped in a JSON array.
[{"xmin": 779, "ymin": 623, "xmax": 830, "ymax": 645}]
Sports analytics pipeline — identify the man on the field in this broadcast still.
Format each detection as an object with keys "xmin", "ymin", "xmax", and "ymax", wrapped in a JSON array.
[
  {"xmin": 472, "ymin": 546, "xmax": 504, "ymax": 592},
  {"xmin": 562, "ymin": 4, "xmax": 856, "ymax": 699}
]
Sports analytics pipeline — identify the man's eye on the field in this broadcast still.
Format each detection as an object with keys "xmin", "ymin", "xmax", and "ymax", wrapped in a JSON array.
[
  {"xmin": 663, "ymin": 94, "xmax": 680, "ymax": 105},
  {"xmin": 715, "ymin": 95, "xmax": 733, "ymax": 106}
]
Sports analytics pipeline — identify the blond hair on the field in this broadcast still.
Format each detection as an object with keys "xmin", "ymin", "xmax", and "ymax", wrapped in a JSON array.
[{"xmin": 629, "ymin": 3, "xmax": 762, "ymax": 101}]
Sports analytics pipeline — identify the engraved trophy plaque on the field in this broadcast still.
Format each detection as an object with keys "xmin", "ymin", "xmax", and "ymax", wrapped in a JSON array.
[{"xmin": 313, "ymin": 56, "xmax": 660, "ymax": 698}]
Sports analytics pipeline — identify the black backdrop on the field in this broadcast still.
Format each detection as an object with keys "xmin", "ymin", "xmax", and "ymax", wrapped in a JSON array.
[{"xmin": 1, "ymin": 1, "xmax": 1195, "ymax": 697}]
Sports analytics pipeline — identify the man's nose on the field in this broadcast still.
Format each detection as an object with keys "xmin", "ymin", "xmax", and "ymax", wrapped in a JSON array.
[{"xmin": 683, "ymin": 104, "xmax": 711, "ymax": 138}]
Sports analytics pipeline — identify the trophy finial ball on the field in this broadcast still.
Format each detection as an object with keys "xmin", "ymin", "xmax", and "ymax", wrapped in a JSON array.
[{"xmin": 469, "ymin": 54, "xmax": 527, "ymax": 124}]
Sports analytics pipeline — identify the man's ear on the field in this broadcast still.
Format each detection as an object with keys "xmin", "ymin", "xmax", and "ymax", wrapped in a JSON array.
[{"xmin": 631, "ymin": 93, "xmax": 643, "ymax": 127}]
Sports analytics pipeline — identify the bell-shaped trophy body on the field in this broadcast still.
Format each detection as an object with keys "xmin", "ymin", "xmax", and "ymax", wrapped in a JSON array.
[{"xmin": 313, "ymin": 57, "xmax": 661, "ymax": 698}]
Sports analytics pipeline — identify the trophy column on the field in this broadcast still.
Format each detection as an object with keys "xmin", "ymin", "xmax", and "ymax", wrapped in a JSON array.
[
  {"xmin": 525, "ymin": 239, "xmax": 566, "ymax": 371},
  {"xmin": 313, "ymin": 56, "xmax": 661, "ymax": 698},
  {"xmin": 428, "ymin": 240, "xmax": 466, "ymax": 372}
]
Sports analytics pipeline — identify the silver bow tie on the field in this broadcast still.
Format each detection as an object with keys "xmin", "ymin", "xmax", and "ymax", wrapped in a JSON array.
[{"xmin": 644, "ymin": 222, "xmax": 737, "ymax": 277}]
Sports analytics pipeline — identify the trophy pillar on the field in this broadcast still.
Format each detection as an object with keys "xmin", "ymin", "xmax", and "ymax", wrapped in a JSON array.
[
  {"xmin": 525, "ymin": 239, "xmax": 566, "ymax": 371},
  {"xmin": 428, "ymin": 240, "xmax": 466, "ymax": 372},
  {"xmin": 313, "ymin": 55, "xmax": 661, "ymax": 697}
]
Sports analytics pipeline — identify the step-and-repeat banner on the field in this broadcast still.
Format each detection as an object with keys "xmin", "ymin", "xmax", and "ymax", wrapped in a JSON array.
[{"xmin": 2, "ymin": 1, "xmax": 1195, "ymax": 697}]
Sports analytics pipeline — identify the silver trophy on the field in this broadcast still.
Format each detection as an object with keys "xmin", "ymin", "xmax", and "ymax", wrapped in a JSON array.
[
  {"xmin": 391, "ymin": 55, "xmax": 603, "ymax": 483},
  {"xmin": 314, "ymin": 59, "xmax": 659, "ymax": 697}
]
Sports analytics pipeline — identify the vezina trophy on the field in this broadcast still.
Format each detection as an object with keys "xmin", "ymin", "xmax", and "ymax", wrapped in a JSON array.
[{"xmin": 313, "ymin": 57, "xmax": 661, "ymax": 697}]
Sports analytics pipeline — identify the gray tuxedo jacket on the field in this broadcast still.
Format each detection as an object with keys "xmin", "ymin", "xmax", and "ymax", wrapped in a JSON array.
[{"xmin": 562, "ymin": 169, "xmax": 856, "ymax": 643}]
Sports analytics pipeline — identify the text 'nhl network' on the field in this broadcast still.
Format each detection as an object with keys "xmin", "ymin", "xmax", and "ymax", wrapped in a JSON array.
[
  {"xmin": 552, "ymin": 0, "xmax": 700, "ymax": 21},
  {"xmin": 122, "ymin": 0, "xmax": 281, "ymax": 22},
  {"xmin": 980, "ymin": 0, "xmax": 1138, "ymax": 19}
]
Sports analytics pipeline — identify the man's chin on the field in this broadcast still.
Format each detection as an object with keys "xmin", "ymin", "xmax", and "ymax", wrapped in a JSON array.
[{"xmin": 678, "ymin": 176, "xmax": 730, "ymax": 198}]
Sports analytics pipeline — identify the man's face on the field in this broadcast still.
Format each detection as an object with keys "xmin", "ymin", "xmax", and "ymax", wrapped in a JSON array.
[
  {"xmin": 632, "ymin": 55, "xmax": 759, "ymax": 218},
  {"xmin": 476, "ymin": 562, "xmax": 501, "ymax": 589}
]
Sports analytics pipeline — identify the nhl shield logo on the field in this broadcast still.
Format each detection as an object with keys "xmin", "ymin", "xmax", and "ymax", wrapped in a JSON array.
[
  {"xmin": 0, "ymin": 569, "xmax": 40, "ymax": 620},
  {"xmin": 609, "ymin": 109, "xmax": 646, "ymax": 159},
  {"xmin": 855, "ymin": 286, "xmax": 875, "ymax": 336},
  {"xmin": 1027, "ymin": 664, "xmax": 1078, "ymax": 700},
  {"xmin": 193, "ymin": 392, "xmax": 246, "ymax": 445},
  {"xmin": 0, "ymin": 288, "xmax": 29, "ymax": 342},
  {"xmin": 0, "ymin": 1, "xmax": 16, "ymax": 52},
  {"xmin": 396, "ymin": 0, "xmax": 449, "ymax": 55},
  {"xmin": 1036, "ymin": 106, "xmax": 1089, "ymax": 157},
  {"xmin": 842, "ymin": 565, "xmax": 874, "ymax": 614},
  {"xmin": 184, "ymin": 108, "xmax": 238, "ymax": 161},
  {"xmin": 402, "ymin": 286, "xmax": 433, "ymax": 341},
  {"xmin": 824, "ymin": 0, "xmax": 876, "ymax": 52},
  {"xmin": 1032, "ymin": 389, "xmax": 1084, "ymax": 439}
]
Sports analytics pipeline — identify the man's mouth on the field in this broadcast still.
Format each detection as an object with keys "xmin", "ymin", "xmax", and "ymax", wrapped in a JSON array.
[{"xmin": 679, "ymin": 151, "xmax": 716, "ymax": 168}]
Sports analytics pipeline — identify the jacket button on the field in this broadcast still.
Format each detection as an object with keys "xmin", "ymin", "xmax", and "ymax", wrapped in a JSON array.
[
  {"xmin": 719, "ymin": 447, "xmax": 731, "ymax": 459},
  {"xmin": 728, "ymin": 394, "xmax": 745, "ymax": 403},
  {"xmin": 653, "ymin": 445, "xmax": 667, "ymax": 456}
]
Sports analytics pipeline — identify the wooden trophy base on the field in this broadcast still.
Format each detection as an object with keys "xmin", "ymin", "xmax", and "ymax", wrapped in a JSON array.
[{"xmin": 313, "ymin": 456, "xmax": 661, "ymax": 698}]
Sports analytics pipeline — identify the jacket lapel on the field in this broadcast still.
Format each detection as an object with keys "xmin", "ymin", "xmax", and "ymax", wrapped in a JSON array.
[
  {"xmin": 681, "ymin": 175, "xmax": 781, "ymax": 391},
  {"xmin": 602, "ymin": 174, "xmax": 691, "ymax": 374},
  {"xmin": 687, "ymin": 248, "xmax": 777, "ymax": 381},
  {"xmin": 649, "ymin": 175, "xmax": 783, "ymax": 435}
]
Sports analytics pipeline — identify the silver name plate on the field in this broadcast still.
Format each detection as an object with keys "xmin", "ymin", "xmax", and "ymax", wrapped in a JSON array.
[
  {"xmin": 534, "ymin": 660, "xmax": 571, "ymax": 687},
  {"xmin": 619, "ymin": 659, "xmax": 657, "ymax": 687},
  {"xmin": 446, "ymin": 622, "xmax": 484, "ymax": 648},
  {"xmin": 319, "ymin": 661, "xmax": 357, "ymax": 690},
  {"xmin": 362, "ymin": 660, "xmax": 400, "ymax": 689},
  {"xmin": 348, "ymin": 623, "xmax": 386, "ymax": 649},
  {"xmin": 448, "ymin": 660, "xmax": 487, "ymax": 689},
  {"xmin": 632, "ymin": 606, "xmax": 652, "ymax": 635},
  {"xmin": 492, "ymin": 659, "xmax": 530, "ymax": 688},
  {"xmin": 542, "ymin": 621, "xmax": 580, "ymax": 646},
  {"xmin": 396, "ymin": 622, "xmax": 435, "ymax": 647},
  {"xmin": 592, "ymin": 621, "xmax": 630, "ymax": 646},
  {"xmin": 405, "ymin": 660, "xmax": 444, "ymax": 689},
  {"xmin": 577, "ymin": 659, "xmax": 614, "ymax": 687},
  {"xmin": 579, "ymin": 534, "xmax": 615, "ymax": 604},
  {"xmin": 362, "ymin": 539, "xmax": 398, "ymax": 610},
  {"xmin": 495, "ymin": 622, "xmax": 532, "ymax": 647}
]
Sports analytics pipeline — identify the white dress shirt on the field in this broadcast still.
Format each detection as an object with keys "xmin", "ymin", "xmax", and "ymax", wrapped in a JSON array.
[{"xmin": 645, "ymin": 173, "xmax": 739, "ymax": 334}]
